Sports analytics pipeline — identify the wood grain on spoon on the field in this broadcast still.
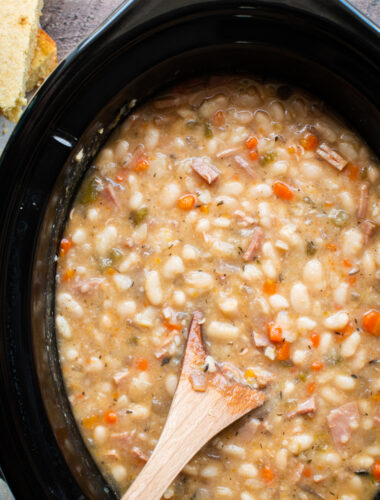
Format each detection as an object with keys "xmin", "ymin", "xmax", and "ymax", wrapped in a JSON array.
[{"xmin": 122, "ymin": 311, "xmax": 266, "ymax": 500}]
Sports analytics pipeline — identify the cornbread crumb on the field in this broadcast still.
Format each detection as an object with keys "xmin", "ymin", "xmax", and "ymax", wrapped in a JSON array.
[{"xmin": 0, "ymin": 0, "xmax": 44, "ymax": 122}]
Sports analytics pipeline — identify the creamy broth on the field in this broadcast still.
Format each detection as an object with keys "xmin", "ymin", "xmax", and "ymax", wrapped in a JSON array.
[{"xmin": 56, "ymin": 76, "xmax": 380, "ymax": 499}]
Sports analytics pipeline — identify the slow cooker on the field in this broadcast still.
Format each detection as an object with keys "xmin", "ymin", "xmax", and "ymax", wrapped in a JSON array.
[{"xmin": 0, "ymin": 0, "xmax": 380, "ymax": 498}]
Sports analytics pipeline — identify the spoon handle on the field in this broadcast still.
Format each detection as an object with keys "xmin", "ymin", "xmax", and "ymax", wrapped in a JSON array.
[{"xmin": 122, "ymin": 312, "xmax": 265, "ymax": 500}]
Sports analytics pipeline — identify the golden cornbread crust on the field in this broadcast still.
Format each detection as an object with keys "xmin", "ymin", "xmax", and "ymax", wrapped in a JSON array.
[
  {"xmin": 0, "ymin": 0, "xmax": 44, "ymax": 122},
  {"xmin": 26, "ymin": 28, "xmax": 57, "ymax": 92}
]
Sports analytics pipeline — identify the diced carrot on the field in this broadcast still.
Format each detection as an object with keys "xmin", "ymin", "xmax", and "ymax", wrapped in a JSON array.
[
  {"xmin": 343, "ymin": 259, "xmax": 351, "ymax": 267},
  {"xmin": 82, "ymin": 415, "xmax": 100, "ymax": 429},
  {"xmin": 324, "ymin": 200, "xmax": 333, "ymax": 208},
  {"xmin": 303, "ymin": 467, "xmax": 312, "ymax": 478},
  {"xmin": 348, "ymin": 275, "xmax": 357, "ymax": 285},
  {"xmin": 105, "ymin": 411, "xmax": 118, "ymax": 424},
  {"xmin": 277, "ymin": 342, "xmax": 290, "ymax": 361},
  {"xmin": 346, "ymin": 163, "xmax": 360, "ymax": 181},
  {"xmin": 115, "ymin": 174, "xmax": 124, "ymax": 182},
  {"xmin": 300, "ymin": 133, "xmax": 318, "ymax": 151},
  {"xmin": 135, "ymin": 358, "xmax": 148, "ymax": 371},
  {"xmin": 310, "ymin": 333, "xmax": 320, "ymax": 348},
  {"xmin": 311, "ymin": 360, "xmax": 323, "ymax": 371},
  {"xmin": 245, "ymin": 135, "xmax": 258, "ymax": 149},
  {"xmin": 263, "ymin": 279, "xmax": 276, "ymax": 295},
  {"xmin": 177, "ymin": 194, "xmax": 196, "ymax": 210},
  {"xmin": 273, "ymin": 181, "xmax": 294, "ymax": 200},
  {"xmin": 307, "ymin": 382, "xmax": 316, "ymax": 394},
  {"xmin": 60, "ymin": 238, "xmax": 72, "ymax": 257},
  {"xmin": 249, "ymin": 150, "xmax": 258, "ymax": 161},
  {"xmin": 164, "ymin": 320, "xmax": 182, "ymax": 331},
  {"xmin": 325, "ymin": 243, "xmax": 337, "ymax": 251},
  {"xmin": 261, "ymin": 465, "xmax": 275, "ymax": 483},
  {"xmin": 213, "ymin": 110, "xmax": 225, "ymax": 126},
  {"xmin": 200, "ymin": 204, "xmax": 209, "ymax": 214},
  {"xmin": 268, "ymin": 322, "xmax": 283, "ymax": 343},
  {"xmin": 62, "ymin": 268, "xmax": 75, "ymax": 282},
  {"xmin": 373, "ymin": 460, "xmax": 380, "ymax": 481},
  {"xmin": 244, "ymin": 368, "xmax": 256, "ymax": 379},
  {"xmin": 287, "ymin": 145, "xmax": 296, "ymax": 154},
  {"xmin": 363, "ymin": 309, "xmax": 380, "ymax": 336},
  {"xmin": 133, "ymin": 158, "xmax": 150, "ymax": 172},
  {"xmin": 106, "ymin": 268, "xmax": 116, "ymax": 275}
]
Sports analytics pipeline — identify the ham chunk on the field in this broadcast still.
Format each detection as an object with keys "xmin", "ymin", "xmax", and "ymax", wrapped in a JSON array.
[
  {"xmin": 131, "ymin": 446, "xmax": 149, "ymax": 463},
  {"xmin": 327, "ymin": 402, "xmax": 360, "ymax": 449},
  {"xmin": 110, "ymin": 431, "xmax": 134, "ymax": 452},
  {"xmin": 373, "ymin": 405, "xmax": 380, "ymax": 425},
  {"xmin": 243, "ymin": 226, "xmax": 264, "ymax": 262},
  {"xmin": 316, "ymin": 143, "xmax": 347, "ymax": 171},
  {"xmin": 252, "ymin": 330, "xmax": 270, "ymax": 348},
  {"xmin": 104, "ymin": 184, "xmax": 121, "ymax": 208},
  {"xmin": 191, "ymin": 157, "xmax": 220, "ymax": 184},
  {"xmin": 357, "ymin": 183, "xmax": 369, "ymax": 219},
  {"xmin": 252, "ymin": 367, "xmax": 274, "ymax": 388},
  {"xmin": 288, "ymin": 397, "xmax": 316, "ymax": 419},
  {"xmin": 217, "ymin": 147, "xmax": 242, "ymax": 159},
  {"xmin": 234, "ymin": 155, "xmax": 255, "ymax": 177},
  {"xmin": 362, "ymin": 219, "xmax": 376, "ymax": 244},
  {"xmin": 238, "ymin": 417, "xmax": 262, "ymax": 440},
  {"xmin": 113, "ymin": 369, "xmax": 129, "ymax": 385}
]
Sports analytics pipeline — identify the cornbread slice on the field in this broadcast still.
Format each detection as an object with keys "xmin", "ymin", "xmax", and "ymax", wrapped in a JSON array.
[
  {"xmin": 26, "ymin": 28, "xmax": 57, "ymax": 92},
  {"xmin": 0, "ymin": 0, "xmax": 43, "ymax": 122}
]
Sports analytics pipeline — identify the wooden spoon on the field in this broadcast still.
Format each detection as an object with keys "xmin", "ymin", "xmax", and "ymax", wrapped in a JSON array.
[{"xmin": 122, "ymin": 311, "xmax": 266, "ymax": 500}]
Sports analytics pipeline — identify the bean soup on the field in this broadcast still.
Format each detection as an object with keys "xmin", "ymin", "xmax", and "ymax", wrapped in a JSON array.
[{"xmin": 56, "ymin": 76, "xmax": 380, "ymax": 500}]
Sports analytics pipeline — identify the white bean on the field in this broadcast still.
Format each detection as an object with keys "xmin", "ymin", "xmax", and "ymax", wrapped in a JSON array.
[
  {"xmin": 163, "ymin": 256, "xmax": 184, "ymax": 279},
  {"xmin": 224, "ymin": 444, "xmax": 245, "ymax": 458},
  {"xmin": 238, "ymin": 463, "xmax": 258, "ymax": 478},
  {"xmin": 161, "ymin": 183, "xmax": 181, "ymax": 208},
  {"xmin": 334, "ymin": 282, "xmax": 349, "ymax": 307},
  {"xmin": 288, "ymin": 434, "xmax": 314, "ymax": 454},
  {"xmin": 185, "ymin": 271, "xmax": 213, "ymax": 290},
  {"xmin": 93, "ymin": 425, "xmax": 108, "ymax": 445},
  {"xmin": 324, "ymin": 311, "xmax": 349, "ymax": 330},
  {"xmin": 117, "ymin": 300, "xmax": 136, "ymax": 317},
  {"xmin": 303, "ymin": 259, "xmax": 324, "ymax": 292},
  {"xmin": 335, "ymin": 374, "xmax": 356, "ymax": 390},
  {"xmin": 165, "ymin": 374, "xmax": 178, "ymax": 396},
  {"xmin": 119, "ymin": 252, "xmax": 140, "ymax": 272},
  {"xmin": 182, "ymin": 245, "xmax": 199, "ymax": 261},
  {"xmin": 220, "ymin": 181, "xmax": 243, "ymax": 196},
  {"xmin": 249, "ymin": 184, "xmax": 273, "ymax": 198},
  {"xmin": 145, "ymin": 270, "xmax": 163, "ymax": 305},
  {"xmin": 96, "ymin": 225, "xmax": 117, "ymax": 255},
  {"xmin": 72, "ymin": 228, "xmax": 87, "ymax": 245},
  {"xmin": 241, "ymin": 264, "xmax": 263, "ymax": 281},
  {"xmin": 296, "ymin": 316, "xmax": 316, "ymax": 332},
  {"xmin": 269, "ymin": 294, "xmax": 289, "ymax": 310},
  {"xmin": 111, "ymin": 465, "xmax": 127, "ymax": 482},
  {"xmin": 173, "ymin": 290, "xmax": 186, "ymax": 307},
  {"xmin": 207, "ymin": 321, "xmax": 239, "ymax": 341},
  {"xmin": 113, "ymin": 274, "xmax": 133, "ymax": 291},
  {"xmin": 145, "ymin": 127, "xmax": 159, "ymax": 149},
  {"xmin": 56, "ymin": 315, "xmax": 72, "ymax": 339},
  {"xmin": 200, "ymin": 464, "xmax": 220, "ymax": 478},
  {"xmin": 57, "ymin": 293, "xmax": 83, "ymax": 318},
  {"xmin": 219, "ymin": 297, "xmax": 238, "ymax": 315},
  {"xmin": 341, "ymin": 330, "xmax": 360, "ymax": 358},
  {"xmin": 342, "ymin": 228, "xmax": 363, "ymax": 257},
  {"xmin": 290, "ymin": 282, "xmax": 310, "ymax": 314}
]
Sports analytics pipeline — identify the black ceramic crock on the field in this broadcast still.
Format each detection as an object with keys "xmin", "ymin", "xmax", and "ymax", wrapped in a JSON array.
[{"xmin": 0, "ymin": 0, "xmax": 380, "ymax": 498}]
